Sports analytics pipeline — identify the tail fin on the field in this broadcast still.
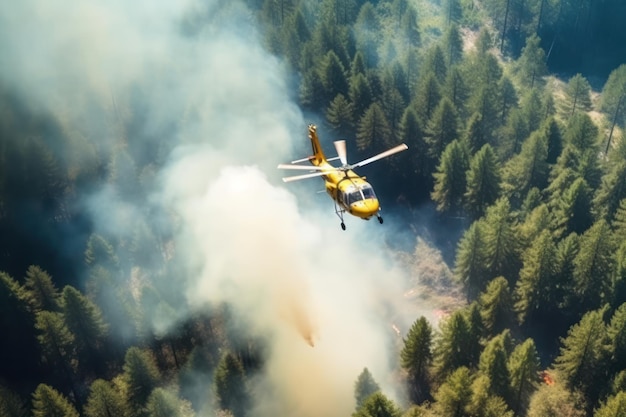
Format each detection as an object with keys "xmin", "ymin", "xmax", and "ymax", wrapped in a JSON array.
[{"xmin": 308, "ymin": 124, "xmax": 326, "ymax": 166}]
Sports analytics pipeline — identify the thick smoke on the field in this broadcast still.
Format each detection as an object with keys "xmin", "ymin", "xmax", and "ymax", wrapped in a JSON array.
[{"xmin": 1, "ymin": 1, "xmax": 433, "ymax": 415}]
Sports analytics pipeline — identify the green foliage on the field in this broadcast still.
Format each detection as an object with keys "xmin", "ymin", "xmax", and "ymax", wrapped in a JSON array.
[
  {"xmin": 562, "ymin": 74, "xmax": 593, "ymax": 117},
  {"xmin": 480, "ymin": 277, "xmax": 514, "ymax": 338},
  {"xmin": 433, "ymin": 310, "xmax": 476, "ymax": 380},
  {"xmin": 400, "ymin": 316, "xmax": 433, "ymax": 403},
  {"xmin": 0, "ymin": 385, "xmax": 27, "ymax": 417},
  {"xmin": 432, "ymin": 367, "xmax": 472, "ymax": 417},
  {"xmin": 482, "ymin": 198, "xmax": 520, "ymax": 282},
  {"xmin": 465, "ymin": 144, "xmax": 501, "ymax": 219},
  {"xmin": 349, "ymin": 73, "xmax": 374, "ymax": 120},
  {"xmin": 61, "ymin": 285, "xmax": 109, "ymax": 358},
  {"xmin": 146, "ymin": 388, "xmax": 194, "ymax": 417},
  {"xmin": 455, "ymin": 221, "xmax": 488, "ymax": 299},
  {"xmin": 353, "ymin": 391, "xmax": 401, "ymax": 417},
  {"xmin": 35, "ymin": 311, "xmax": 75, "ymax": 369},
  {"xmin": 31, "ymin": 383, "xmax": 79, "ymax": 417},
  {"xmin": 553, "ymin": 308, "xmax": 608, "ymax": 403},
  {"xmin": 594, "ymin": 391, "xmax": 626, "ymax": 417},
  {"xmin": 123, "ymin": 347, "xmax": 161, "ymax": 408},
  {"xmin": 213, "ymin": 352, "xmax": 248, "ymax": 417},
  {"xmin": 515, "ymin": 34, "xmax": 547, "ymax": 89},
  {"xmin": 84, "ymin": 234, "xmax": 119, "ymax": 270},
  {"xmin": 354, "ymin": 368, "xmax": 381, "ymax": 409},
  {"xmin": 502, "ymin": 129, "xmax": 549, "ymax": 201},
  {"xmin": 356, "ymin": 102, "xmax": 391, "ymax": 152},
  {"xmin": 431, "ymin": 139, "xmax": 469, "ymax": 214},
  {"xmin": 84, "ymin": 379, "xmax": 130, "ymax": 417},
  {"xmin": 478, "ymin": 332, "xmax": 511, "ymax": 403},
  {"xmin": 23, "ymin": 265, "xmax": 61, "ymax": 312},
  {"xmin": 426, "ymin": 97, "xmax": 459, "ymax": 161},
  {"xmin": 326, "ymin": 93, "xmax": 354, "ymax": 137},
  {"xmin": 507, "ymin": 338, "xmax": 540, "ymax": 415},
  {"xmin": 526, "ymin": 383, "xmax": 586, "ymax": 417},
  {"xmin": 592, "ymin": 162, "xmax": 626, "ymax": 221},
  {"xmin": 606, "ymin": 303, "xmax": 626, "ymax": 372}
]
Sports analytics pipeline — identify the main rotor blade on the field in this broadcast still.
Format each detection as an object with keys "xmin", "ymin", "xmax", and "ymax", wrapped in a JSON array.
[
  {"xmin": 277, "ymin": 163, "xmax": 328, "ymax": 171},
  {"xmin": 352, "ymin": 144, "xmax": 408, "ymax": 169},
  {"xmin": 334, "ymin": 140, "xmax": 348, "ymax": 166},
  {"xmin": 282, "ymin": 170, "xmax": 331, "ymax": 183}
]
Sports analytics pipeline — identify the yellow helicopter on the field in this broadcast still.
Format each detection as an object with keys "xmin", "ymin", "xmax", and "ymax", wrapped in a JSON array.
[{"xmin": 278, "ymin": 124, "xmax": 408, "ymax": 230}]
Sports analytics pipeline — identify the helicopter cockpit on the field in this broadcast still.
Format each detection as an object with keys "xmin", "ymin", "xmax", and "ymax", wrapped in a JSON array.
[{"xmin": 346, "ymin": 185, "xmax": 377, "ymax": 205}]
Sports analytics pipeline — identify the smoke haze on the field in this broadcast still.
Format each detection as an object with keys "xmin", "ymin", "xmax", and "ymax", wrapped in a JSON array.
[{"xmin": 1, "ymin": 1, "xmax": 431, "ymax": 415}]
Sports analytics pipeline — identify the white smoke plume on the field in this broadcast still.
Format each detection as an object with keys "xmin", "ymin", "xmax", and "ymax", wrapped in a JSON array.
[{"xmin": 1, "ymin": 1, "xmax": 433, "ymax": 416}]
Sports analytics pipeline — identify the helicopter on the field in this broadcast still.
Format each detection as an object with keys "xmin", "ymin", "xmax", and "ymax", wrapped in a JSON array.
[{"xmin": 278, "ymin": 124, "xmax": 408, "ymax": 230}]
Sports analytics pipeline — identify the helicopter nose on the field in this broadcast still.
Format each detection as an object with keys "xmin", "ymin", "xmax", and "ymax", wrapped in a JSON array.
[{"xmin": 351, "ymin": 198, "xmax": 380, "ymax": 218}]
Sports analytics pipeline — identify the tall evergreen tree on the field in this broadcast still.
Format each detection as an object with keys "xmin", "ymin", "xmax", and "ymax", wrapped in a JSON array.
[
  {"xmin": 553, "ymin": 308, "xmax": 609, "ymax": 405},
  {"xmin": 594, "ymin": 391, "xmax": 626, "ymax": 417},
  {"xmin": 483, "ymin": 198, "xmax": 520, "ymax": 282},
  {"xmin": 515, "ymin": 34, "xmax": 547, "ymax": 89},
  {"xmin": 431, "ymin": 139, "xmax": 469, "ymax": 215},
  {"xmin": 326, "ymin": 93, "xmax": 354, "ymax": 138},
  {"xmin": 83, "ymin": 379, "xmax": 130, "ymax": 417},
  {"xmin": 599, "ymin": 64, "xmax": 626, "ymax": 154},
  {"xmin": 465, "ymin": 144, "xmax": 501, "ymax": 219},
  {"xmin": 502, "ymin": 130, "xmax": 549, "ymax": 202},
  {"xmin": 433, "ymin": 311, "xmax": 473, "ymax": 380},
  {"xmin": 455, "ymin": 221, "xmax": 488, "ymax": 299},
  {"xmin": 320, "ymin": 50, "xmax": 349, "ymax": 101},
  {"xmin": 592, "ymin": 162, "xmax": 626, "ymax": 221},
  {"xmin": 514, "ymin": 230, "xmax": 558, "ymax": 325},
  {"xmin": 146, "ymin": 388, "xmax": 193, "ymax": 417},
  {"xmin": 23, "ymin": 265, "xmax": 61, "ymax": 312},
  {"xmin": 480, "ymin": 277, "xmax": 514, "ymax": 338},
  {"xmin": 355, "ymin": 102, "xmax": 392, "ymax": 152},
  {"xmin": 122, "ymin": 347, "xmax": 161, "ymax": 408},
  {"xmin": 400, "ymin": 316, "xmax": 433, "ymax": 403},
  {"xmin": 572, "ymin": 220, "xmax": 615, "ymax": 310},
  {"xmin": 354, "ymin": 368, "xmax": 380, "ymax": 409},
  {"xmin": 353, "ymin": 392, "xmax": 401, "ymax": 417},
  {"xmin": 478, "ymin": 332, "xmax": 511, "ymax": 403},
  {"xmin": 426, "ymin": 97, "xmax": 459, "ymax": 161},
  {"xmin": 433, "ymin": 367, "xmax": 473, "ymax": 417},
  {"xmin": 213, "ymin": 352, "xmax": 248, "ymax": 417},
  {"xmin": 0, "ymin": 385, "xmax": 27, "ymax": 417},
  {"xmin": 31, "ymin": 384, "xmax": 79, "ymax": 417},
  {"xmin": 413, "ymin": 72, "xmax": 441, "ymax": 123},
  {"xmin": 348, "ymin": 73, "xmax": 373, "ymax": 121},
  {"xmin": 507, "ymin": 338, "xmax": 540, "ymax": 415},
  {"xmin": 607, "ymin": 303, "xmax": 626, "ymax": 373},
  {"xmin": 563, "ymin": 73, "xmax": 593, "ymax": 117}
]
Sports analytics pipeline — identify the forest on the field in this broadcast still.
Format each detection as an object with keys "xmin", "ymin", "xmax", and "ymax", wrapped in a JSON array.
[{"xmin": 2, "ymin": 0, "xmax": 626, "ymax": 416}]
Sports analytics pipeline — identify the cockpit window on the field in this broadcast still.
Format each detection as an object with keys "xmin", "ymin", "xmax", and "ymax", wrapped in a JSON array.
[
  {"xmin": 348, "ymin": 191, "xmax": 363, "ymax": 205},
  {"xmin": 362, "ymin": 186, "xmax": 376, "ymax": 199}
]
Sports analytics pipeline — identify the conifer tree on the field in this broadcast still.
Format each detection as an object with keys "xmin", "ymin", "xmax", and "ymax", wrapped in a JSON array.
[
  {"xmin": 442, "ymin": 24, "xmax": 463, "ymax": 67},
  {"xmin": 526, "ymin": 384, "xmax": 585, "ymax": 417},
  {"xmin": 483, "ymin": 198, "xmax": 520, "ymax": 282},
  {"xmin": 423, "ymin": 44, "xmax": 448, "ymax": 84},
  {"xmin": 0, "ymin": 385, "xmax": 27, "ymax": 417},
  {"xmin": 433, "ymin": 367, "xmax": 473, "ymax": 417},
  {"xmin": 573, "ymin": 220, "xmax": 615, "ymax": 309},
  {"xmin": 84, "ymin": 379, "xmax": 130, "ymax": 417},
  {"xmin": 355, "ymin": 102, "xmax": 391, "ymax": 152},
  {"xmin": 326, "ymin": 93, "xmax": 354, "ymax": 138},
  {"xmin": 426, "ymin": 97, "xmax": 459, "ymax": 161},
  {"xmin": 23, "ymin": 265, "xmax": 61, "ymax": 312},
  {"xmin": 514, "ymin": 230, "xmax": 558, "ymax": 324},
  {"xmin": 400, "ymin": 316, "xmax": 433, "ymax": 403},
  {"xmin": 146, "ymin": 388, "xmax": 194, "ymax": 417},
  {"xmin": 320, "ymin": 50, "xmax": 349, "ymax": 100},
  {"xmin": 592, "ymin": 162, "xmax": 626, "ymax": 221},
  {"xmin": 468, "ymin": 375, "xmax": 514, "ymax": 417},
  {"xmin": 413, "ymin": 72, "xmax": 441, "ymax": 123},
  {"xmin": 553, "ymin": 308, "xmax": 608, "ymax": 404},
  {"xmin": 502, "ymin": 130, "xmax": 549, "ymax": 202},
  {"xmin": 480, "ymin": 277, "xmax": 514, "ymax": 338},
  {"xmin": 498, "ymin": 76, "xmax": 518, "ymax": 124},
  {"xmin": 213, "ymin": 352, "xmax": 248, "ymax": 417},
  {"xmin": 31, "ymin": 384, "xmax": 79, "ymax": 417},
  {"xmin": 516, "ymin": 34, "xmax": 547, "ymax": 89},
  {"xmin": 507, "ymin": 338, "xmax": 540, "ymax": 415},
  {"xmin": 433, "ymin": 311, "xmax": 473, "ymax": 380},
  {"xmin": 563, "ymin": 73, "xmax": 593, "ymax": 117},
  {"xmin": 465, "ymin": 144, "xmax": 501, "ymax": 220},
  {"xmin": 123, "ymin": 347, "xmax": 161, "ymax": 408},
  {"xmin": 61, "ymin": 285, "xmax": 109, "ymax": 370},
  {"xmin": 594, "ymin": 391, "xmax": 626, "ymax": 417},
  {"xmin": 444, "ymin": 67, "xmax": 469, "ymax": 119},
  {"xmin": 398, "ymin": 107, "xmax": 428, "ymax": 183},
  {"xmin": 479, "ymin": 332, "xmax": 511, "ymax": 403},
  {"xmin": 455, "ymin": 221, "xmax": 488, "ymax": 299},
  {"xmin": 354, "ymin": 368, "xmax": 380, "ymax": 409},
  {"xmin": 35, "ymin": 311, "xmax": 76, "ymax": 391},
  {"xmin": 431, "ymin": 139, "xmax": 469, "ymax": 215},
  {"xmin": 607, "ymin": 303, "xmax": 626, "ymax": 373},
  {"xmin": 353, "ymin": 392, "xmax": 401, "ymax": 417},
  {"xmin": 349, "ymin": 73, "xmax": 373, "ymax": 120}
]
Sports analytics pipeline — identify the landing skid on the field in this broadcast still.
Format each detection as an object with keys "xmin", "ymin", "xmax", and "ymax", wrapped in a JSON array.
[{"xmin": 334, "ymin": 200, "xmax": 346, "ymax": 230}]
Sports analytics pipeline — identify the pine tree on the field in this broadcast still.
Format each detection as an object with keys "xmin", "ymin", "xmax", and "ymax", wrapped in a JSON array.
[
  {"xmin": 515, "ymin": 34, "xmax": 547, "ymax": 89},
  {"xmin": 35, "ymin": 311, "xmax": 76, "ymax": 390},
  {"xmin": 320, "ymin": 50, "xmax": 349, "ymax": 101},
  {"xmin": 553, "ymin": 308, "xmax": 608, "ymax": 403},
  {"xmin": 468, "ymin": 375, "xmax": 514, "ymax": 417},
  {"xmin": 594, "ymin": 392, "xmax": 626, "ymax": 417},
  {"xmin": 498, "ymin": 76, "xmax": 518, "ymax": 124},
  {"xmin": 526, "ymin": 384, "xmax": 586, "ymax": 417},
  {"xmin": 480, "ymin": 277, "xmax": 514, "ymax": 338},
  {"xmin": 353, "ymin": 392, "xmax": 401, "ymax": 417},
  {"xmin": 573, "ymin": 220, "xmax": 615, "ymax": 310},
  {"xmin": 146, "ymin": 388, "xmax": 194, "ymax": 417},
  {"xmin": 455, "ymin": 221, "xmax": 488, "ymax": 299},
  {"xmin": 213, "ymin": 352, "xmax": 249, "ymax": 417},
  {"xmin": 507, "ymin": 338, "xmax": 540, "ymax": 415},
  {"xmin": 326, "ymin": 94, "xmax": 354, "ymax": 138},
  {"xmin": 563, "ymin": 73, "xmax": 593, "ymax": 117},
  {"xmin": 354, "ymin": 368, "xmax": 380, "ymax": 409},
  {"xmin": 433, "ymin": 367, "xmax": 473, "ymax": 417},
  {"xmin": 31, "ymin": 384, "xmax": 79, "ymax": 417},
  {"xmin": 444, "ymin": 67, "xmax": 470, "ymax": 119},
  {"xmin": 431, "ymin": 139, "xmax": 469, "ymax": 215},
  {"xmin": 483, "ymin": 198, "xmax": 520, "ymax": 282},
  {"xmin": 123, "ymin": 347, "xmax": 161, "ymax": 408},
  {"xmin": 514, "ymin": 230, "xmax": 558, "ymax": 325},
  {"xmin": 355, "ymin": 102, "xmax": 392, "ymax": 152},
  {"xmin": 400, "ymin": 316, "xmax": 433, "ymax": 403},
  {"xmin": 442, "ymin": 24, "xmax": 463, "ymax": 66},
  {"xmin": 502, "ymin": 130, "xmax": 549, "ymax": 202},
  {"xmin": 398, "ymin": 106, "xmax": 428, "ymax": 184},
  {"xmin": 84, "ymin": 379, "xmax": 130, "ymax": 417},
  {"xmin": 564, "ymin": 112, "xmax": 600, "ymax": 151},
  {"xmin": 85, "ymin": 234, "xmax": 119, "ymax": 271},
  {"xmin": 592, "ymin": 162, "xmax": 626, "ymax": 221},
  {"xmin": 349, "ymin": 73, "xmax": 373, "ymax": 120},
  {"xmin": 61, "ymin": 285, "xmax": 109, "ymax": 370},
  {"xmin": 433, "ymin": 311, "xmax": 472, "ymax": 380},
  {"xmin": 465, "ymin": 144, "xmax": 501, "ymax": 219},
  {"xmin": 423, "ymin": 45, "xmax": 448, "ymax": 84},
  {"xmin": 413, "ymin": 72, "xmax": 441, "ymax": 123},
  {"xmin": 551, "ymin": 177, "xmax": 592, "ymax": 237},
  {"xmin": 607, "ymin": 303, "xmax": 626, "ymax": 373},
  {"xmin": 426, "ymin": 97, "xmax": 459, "ymax": 161},
  {"xmin": 479, "ymin": 332, "xmax": 511, "ymax": 403},
  {"xmin": 23, "ymin": 265, "xmax": 61, "ymax": 312},
  {"xmin": 544, "ymin": 117, "xmax": 563, "ymax": 164}
]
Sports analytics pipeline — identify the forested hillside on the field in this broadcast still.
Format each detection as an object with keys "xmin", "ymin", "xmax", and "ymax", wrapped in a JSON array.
[{"xmin": 2, "ymin": 0, "xmax": 626, "ymax": 416}]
